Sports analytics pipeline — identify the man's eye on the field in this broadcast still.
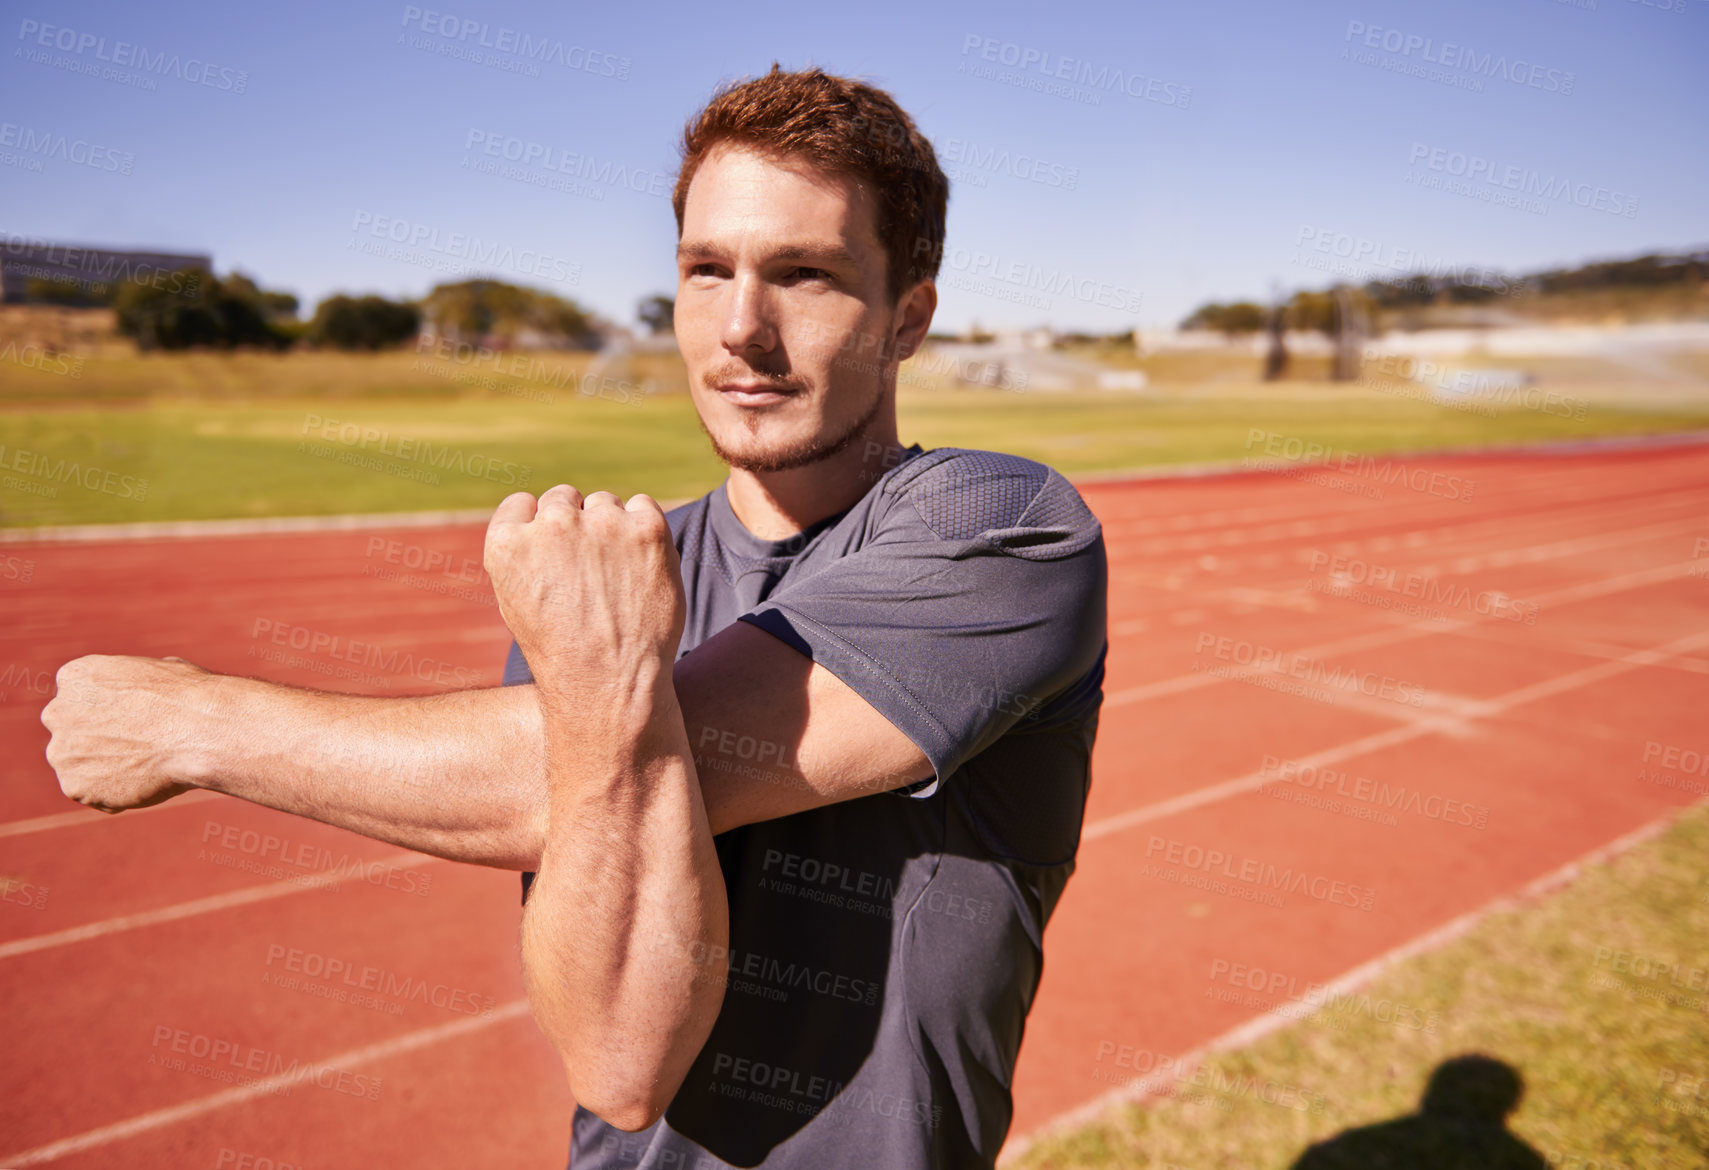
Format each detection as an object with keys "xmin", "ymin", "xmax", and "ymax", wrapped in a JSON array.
[
  {"xmin": 689, "ymin": 263, "xmax": 722, "ymax": 277},
  {"xmin": 791, "ymin": 267, "xmax": 830, "ymax": 281}
]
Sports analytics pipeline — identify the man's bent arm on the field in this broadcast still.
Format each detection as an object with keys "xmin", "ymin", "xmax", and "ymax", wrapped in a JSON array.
[{"xmin": 519, "ymin": 668, "xmax": 726, "ymax": 1130}]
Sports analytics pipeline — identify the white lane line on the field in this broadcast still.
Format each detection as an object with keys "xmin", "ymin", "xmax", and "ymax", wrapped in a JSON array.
[
  {"xmin": 1103, "ymin": 556, "xmax": 1705, "ymax": 711},
  {"xmin": 1002, "ymin": 807, "xmax": 1689, "ymax": 1165},
  {"xmin": 1082, "ymin": 624, "xmax": 1709, "ymax": 843},
  {"xmin": 0, "ymin": 790, "xmax": 223, "ymax": 839},
  {"xmin": 0, "ymin": 853, "xmax": 438, "ymax": 960},
  {"xmin": 1, "ymin": 999, "xmax": 534, "ymax": 1166},
  {"xmin": 1110, "ymin": 482, "xmax": 1706, "ymax": 559}
]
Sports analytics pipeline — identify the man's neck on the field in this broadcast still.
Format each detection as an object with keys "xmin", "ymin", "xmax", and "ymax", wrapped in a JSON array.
[{"xmin": 725, "ymin": 428, "xmax": 913, "ymax": 540}]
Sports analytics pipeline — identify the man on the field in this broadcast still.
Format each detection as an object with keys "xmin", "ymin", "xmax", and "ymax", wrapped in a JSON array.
[{"xmin": 42, "ymin": 66, "xmax": 1108, "ymax": 1169}]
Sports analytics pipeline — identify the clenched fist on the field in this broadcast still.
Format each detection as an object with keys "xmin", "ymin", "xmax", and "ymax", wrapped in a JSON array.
[
  {"xmin": 41, "ymin": 655, "xmax": 211, "ymax": 813},
  {"xmin": 483, "ymin": 486, "xmax": 686, "ymax": 718}
]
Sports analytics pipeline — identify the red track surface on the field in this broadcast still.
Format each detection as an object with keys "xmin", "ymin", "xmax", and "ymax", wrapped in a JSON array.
[{"xmin": 3, "ymin": 441, "xmax": 1707, "ymax": 1166}]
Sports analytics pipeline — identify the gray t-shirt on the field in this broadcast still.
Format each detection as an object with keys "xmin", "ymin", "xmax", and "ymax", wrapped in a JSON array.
[{"xmin": 502, "ymin": 446, "xmax": 1107, "ymax": 1169}]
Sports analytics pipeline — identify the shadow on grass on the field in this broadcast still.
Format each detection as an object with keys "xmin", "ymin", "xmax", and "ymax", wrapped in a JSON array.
[{"xmin": 1291, "ymin": 1054, "xmax": 1547, "ymax": 1170}]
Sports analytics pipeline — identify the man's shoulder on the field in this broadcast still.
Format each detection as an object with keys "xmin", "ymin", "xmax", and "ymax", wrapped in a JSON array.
[
  {"xmin": 664, "ymin": 491, "xmax": 714, "ymax": 544},
  {"xmin": 888, "ymin": 447, "xmax": 1102, "ymax": 558}
]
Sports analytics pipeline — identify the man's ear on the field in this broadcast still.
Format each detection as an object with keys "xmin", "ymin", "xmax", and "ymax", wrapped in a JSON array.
[{"xmin": 890, "ymin": 280, "xmax": 937, "ymax": 364}]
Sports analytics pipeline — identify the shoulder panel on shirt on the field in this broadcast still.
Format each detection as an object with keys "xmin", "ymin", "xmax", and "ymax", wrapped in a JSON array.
[{"xmin": 892, "ymin": 448, "xmax": 1100, "ymax": 561}]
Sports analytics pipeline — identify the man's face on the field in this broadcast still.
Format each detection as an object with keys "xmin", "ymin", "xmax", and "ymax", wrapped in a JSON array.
[{"xmin": 674, "ymin": 144, "xmax": 909, "ymax": 473}]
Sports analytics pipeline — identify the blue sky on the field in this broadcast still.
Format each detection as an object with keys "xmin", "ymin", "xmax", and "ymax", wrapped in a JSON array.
[{"xmin": 4, "ymin": 0, "xmax": 1704, "ymax": 332}]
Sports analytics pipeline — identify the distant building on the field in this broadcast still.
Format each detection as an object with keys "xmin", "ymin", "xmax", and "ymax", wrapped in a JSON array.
[{"xmin": 0, "ymin": 237, "xmax": 211, "ymax": 303}]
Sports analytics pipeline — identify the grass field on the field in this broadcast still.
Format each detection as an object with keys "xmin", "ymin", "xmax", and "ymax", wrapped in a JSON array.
[
  {"xmin": 2, "ymin": 348, "xmax": 1708, "ymax": 527},
  {"xmin": 1009, "ymin": 804, "xmax": 1709, "ymax": 1170}
]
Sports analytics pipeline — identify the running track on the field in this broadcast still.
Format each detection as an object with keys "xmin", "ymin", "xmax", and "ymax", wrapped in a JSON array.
[{"xmin": 3, "ymin": 439, "xmax": 1707, "ymax": 1167}]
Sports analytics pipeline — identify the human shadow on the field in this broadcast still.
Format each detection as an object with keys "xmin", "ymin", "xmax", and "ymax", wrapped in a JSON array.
[{"xmin": 1291, "ymin": 1055, "xmax": 1548, "ymax": 1170}]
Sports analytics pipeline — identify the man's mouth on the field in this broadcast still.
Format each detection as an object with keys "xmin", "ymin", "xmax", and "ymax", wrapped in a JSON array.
[{"xmin": 715, "ymin": 382, "xmax": 800, "ymax": 406}]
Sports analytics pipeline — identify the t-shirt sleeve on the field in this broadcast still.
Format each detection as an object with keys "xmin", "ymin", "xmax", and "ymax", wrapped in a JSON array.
[{"xmin": 738, "ymin": 449, "xmax": 1107, "ymax": 797}]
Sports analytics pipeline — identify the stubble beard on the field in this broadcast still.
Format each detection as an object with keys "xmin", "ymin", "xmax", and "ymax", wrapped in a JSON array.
[{"xmin": 700, "ymin": 379, "xmax": 887, "ymax": 474}]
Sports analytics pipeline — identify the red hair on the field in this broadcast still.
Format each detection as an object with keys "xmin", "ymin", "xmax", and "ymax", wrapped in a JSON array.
[{"xmin": 672, "ymin": 65, "xmax": 948, "ymax": 305}]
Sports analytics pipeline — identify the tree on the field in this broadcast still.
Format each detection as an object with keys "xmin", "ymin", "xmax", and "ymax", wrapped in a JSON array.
[
  {"xmin": 113, "ymin": 270, "xmax": 290, "ymax": 351},
  {"xmin": 637, "ymin": 294, "xmax": 674, "ymax": 335},
  {"xmin": 1180, "ymin": 301, "xmax": 1267, "ymax": 335},
  {"xmin": 420, "ymin": 280, "xmax": 600, "ymax": 348},
  {"xmin": 308, "ymin": 295, "xmax": 421, "ymax": 350}
]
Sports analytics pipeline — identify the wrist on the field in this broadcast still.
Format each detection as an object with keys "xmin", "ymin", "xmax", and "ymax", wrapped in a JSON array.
[
  {"xmin": 533, "ymin": 654, "xmax": 678, "ymax": 734},
  {"xmin": 171, "ymin": 671, "xmax": 245, "ymax": 791}
]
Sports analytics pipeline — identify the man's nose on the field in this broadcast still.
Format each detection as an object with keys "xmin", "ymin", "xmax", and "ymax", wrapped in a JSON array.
[{"xmin": 720, "ymin": 276, "xmax": 778, "ymax": 355}]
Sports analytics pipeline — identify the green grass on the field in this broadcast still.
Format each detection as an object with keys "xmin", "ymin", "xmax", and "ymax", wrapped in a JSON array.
[
  {"xmin": 2, "ymin": 350, "xmax": 1708, "ymax": 527},
  {"xmin": 1007, "ymin": 805, "xmax": 1709, "ymax": 1170}
]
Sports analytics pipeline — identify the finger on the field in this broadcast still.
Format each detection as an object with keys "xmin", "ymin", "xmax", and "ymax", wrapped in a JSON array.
[
  {"xmin": 583, "ymin": 490, "xmax": 623, "ymax": 511},
  {"xmin": 489, "ymin": 491, "xmax": 539, "ymax": 531},
  {"xmin": 485, "ymin": 493, "xmax": 539, "ymax": 575},
  {"xmin": 625, "ymin": 492, "xmax": 665, "ymax": 517},
  {"xmin": 536, "ymin": 484, "xmax": 585, "ymax": 519}
]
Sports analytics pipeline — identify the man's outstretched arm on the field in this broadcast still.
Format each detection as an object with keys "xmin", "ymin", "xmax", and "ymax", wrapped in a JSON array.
[{"xmin": 44, "ymin": 614, "xmax": 933, "ymax": 869}]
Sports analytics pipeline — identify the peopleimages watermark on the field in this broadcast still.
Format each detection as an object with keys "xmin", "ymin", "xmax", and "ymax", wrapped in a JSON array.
[
  {"xmin": 933, "ymin": 240, "xmax": 1143, "ymax": 315},
  {"xmin": 957, "ymin": 34, "xmax": 1192, "ymax": 109},
  {"xmin": 1689, "ymin": 536, "xmax": 1709, "ymax": 583},
  {"xmin": 1242, "ymin": 428, "xmax": 1476, "ymax": 504},
  {"xmin": 1258, "ymin": 755, "xmax": 1490, "ymax": 831},
  {"xmin": 215, "ymin": 1148, "xmax": 305, "ymax": 1170},
  {"xmin": 410, "ymin": 334, "xmax": 648, "ymax": 407},
  {"xmin": 15, "ymin": 18, "xmax": 249, "ymax": 94},
  {"xmin": 1305, "ymin": 549, "xmax": 1541, "ymax": 626},
  {"xmin": 248, "ymin": 615, "xmax": 488, "ymax": 690},
  {"xmin": 0, "ymin": 122, "xmax": 134, "ymax": 175},
  {"xmin": 398, "ymin": 7, "xmax": 630, "ymax": 81},
  {"xmin": 199, "ymin": 818, "xmax": 433, "ymax": 895},
  {"xmin": 0, "ymin": 232, "xmax": 202, "ymax": 301},
  {"xmin": 1657, "ymin": 1066, "xmax": 1709, "ymax": 1122},
  {"xmin": 0, "ymin": 442, "xmax": 149, "ymax": 503},
  {"xmin": 347, "ymin": 210, "xmax": 580, "ymax": 286},
  {"xmin": 1588, "ymin": 945, "xmax": 1709, "ymax": 1012},
  {"xmin": 363, "ymin": 534, "xmax": 493, "ymax": 606},
  {"xmin": 0, "ymin": 553, "xmax": 36, "ymax": 587},
  {"xmin": 461, "ymin": 129, "xmax": 670, "ymax": 200},
  {"xmin": 758, "ymin": 847, "xmax": 999, "ymax": 926},
  {"xmin": 1, "ymin": 874, "xmax": 49, "ymax": 911},
  {"xmin": 0, "ymin": 339, "xmax": 84, "ymax": 379},
  {"xmin": 791, "ymin": 317, "xmax": 1030, "ymax": 393},
  {"xmin": 1193, "ymin": 632, "xmax": 1428, "ymax": 710},
  {"xmin": 1341, "ymin": 20, "xmax": 1575, "ymax": 96},
  {"xmin": 1204, "ymin": 956, "xmax": 1441, "ymax": 1033},
  {"xmin": 1358, "ymin": 353, "xmax": 1589, "ymax": 422},
  {"xmin": 1144, "ymin": 834, "xmax": 1377, "ymax": 912},
  {"xmin": 1291, "ymin": 226, "xmax": 1528, "ymax": 297},
  {"xmin": 1638, "ymin": 738, "xmax": 1709, "ymax": 798},
  {"xmin": 708, "ymin": 1050, "xmax": 945, "ymax": 1131},
  {"xmin": 149, "ymin": 1023, "xmax": 381, "ymax": 1101},
  {"xmin": 0, "ymin": 662, "xmax": 55, "ymax": 704},
  {"xmin": 1091, "ymin": 1041, "xmax": 1329, "ymax": 1113},
  {"xmin": 262, "ymin": 943, "xmax": 498, "ymax": 1018},
  {"xmin": 299, "ymin": 412, "xmax": 532, "ymax": 488},
  {"xmin": 939, "ymin": 136, "xmax": 1080, "ymax": 191},
  {"xmin": 1405, "ymin": 143, "xmax": 1639, "ymax": 219}
]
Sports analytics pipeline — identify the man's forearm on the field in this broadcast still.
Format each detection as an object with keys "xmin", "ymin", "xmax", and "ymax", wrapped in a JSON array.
[
  {"xmin": 188, "ymin": 673, "xmax": 549, "ymax": 870},
  {"xmin": 519, "ymin": 677, "xmax": 727, "ymax": 1131}
]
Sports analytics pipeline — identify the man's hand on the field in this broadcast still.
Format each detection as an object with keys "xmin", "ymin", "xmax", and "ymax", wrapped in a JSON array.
[
  {"xmin": 41, "ymin": 655, "xmax": 210, "ymax": 814},
  {"xmin": 482, "ymin": 486, "xmax": 685, "ymax": 719}
]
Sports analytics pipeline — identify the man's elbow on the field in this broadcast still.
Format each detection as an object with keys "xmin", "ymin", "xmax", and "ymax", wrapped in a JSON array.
[{"xmin": 577, "ymin": 1081, "xmax": 674, "ymax": 1133}]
